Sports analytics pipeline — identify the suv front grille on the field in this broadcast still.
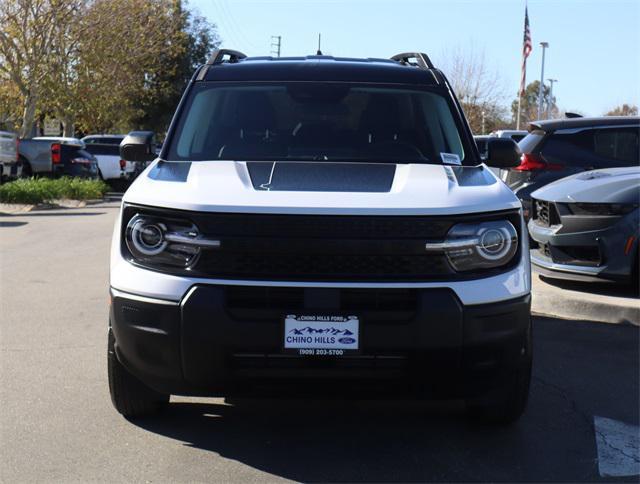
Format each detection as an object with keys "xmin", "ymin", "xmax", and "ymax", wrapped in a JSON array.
[
  {"xmin": 122, "ymin": 206, "xmax": 522, "ymax": 282},
  {"xmin": 225, "ymin": 286, "xmax": 418, "ymax": 323}
]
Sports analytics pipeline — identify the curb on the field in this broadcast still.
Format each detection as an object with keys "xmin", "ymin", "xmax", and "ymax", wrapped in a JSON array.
[
  {"xmin": 0, "ymin": 199, "xmax": 107, "ymax": 215},
  {"xmin": 532, "ymin": 273, "xmax": 639, "ymax": 326}
]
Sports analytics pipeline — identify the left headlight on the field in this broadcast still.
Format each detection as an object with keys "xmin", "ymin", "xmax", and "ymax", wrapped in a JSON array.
[
  {"xmin": 125, "ymin": 214, "xmax": 216, "ymax": 269},
  {"xmin": 426, "ymin": 220, "xmax": 519, "ymax": 272},
  {"xmin": 567, "ymin": 203, "xmax": 638, "ymax": 216}
]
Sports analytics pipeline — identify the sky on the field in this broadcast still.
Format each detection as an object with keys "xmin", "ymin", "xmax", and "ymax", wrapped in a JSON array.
[{"xmin": 190, "ymin": 0, "xmax": 640, "ymax": 117}]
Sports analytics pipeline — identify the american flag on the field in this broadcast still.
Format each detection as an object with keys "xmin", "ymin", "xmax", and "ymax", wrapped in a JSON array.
[{"xmin": 520, "ymin": 6, "xmax": 532, "ymax": 96}]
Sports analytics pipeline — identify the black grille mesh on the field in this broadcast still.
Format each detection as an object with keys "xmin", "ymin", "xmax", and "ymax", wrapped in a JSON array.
[{"xmin": 122, "ymin": 206, "xmax": 522, "ymax": 281}]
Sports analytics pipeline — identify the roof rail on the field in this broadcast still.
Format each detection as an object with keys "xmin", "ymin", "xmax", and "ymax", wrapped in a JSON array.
[
  {"xmin": 391, "ymin": 52, "xmax": 434, "ymax": 69},
  {"xmin": 206, "ymin": 48, "xmax": 247, "ymax": 65}
]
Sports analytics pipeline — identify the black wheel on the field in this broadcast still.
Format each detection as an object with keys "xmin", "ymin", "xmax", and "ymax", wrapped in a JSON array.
[
  {"xmin": 20, "ymin": 157, "xmax": 32, "ymax": 178},
  {"xmin": 466, "ymin": 327, "xmax": 532, "ymax": 425},
  {"xmin": 466, "ymin": 359, "xmax": 532, "ymax": 425},
  {"xmin": 108, "ymin": 329, "xmax": 169, "ymax": 418}
]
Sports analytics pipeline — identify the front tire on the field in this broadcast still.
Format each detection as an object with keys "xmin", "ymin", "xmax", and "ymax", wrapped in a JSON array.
[
  {"xmin": 466, "ymin": 325, "xmax": 532, "ymax": 425},
  {"xmin": 108, "ymin": 329, "xmax": 169, "ymax": 418},
  {"xmin": 466, "ymin": 359, "xmax": 532, "ymax": 425}
]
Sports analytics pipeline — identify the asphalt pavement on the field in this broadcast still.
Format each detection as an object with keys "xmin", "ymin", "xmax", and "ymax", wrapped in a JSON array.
[{"xmin": 1, "ymin": 202, "xmax": 638, "ymax": 482}]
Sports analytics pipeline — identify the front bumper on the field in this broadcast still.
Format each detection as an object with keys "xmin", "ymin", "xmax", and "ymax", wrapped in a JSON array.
[
  {"xmin": 528, "ymin": 212, "xmax": 638, "ymax": 282},
  {"xmin": 110, "ymin": 285, "xmax": 531, "ymax": 397},
  {"xmin": 1, "ymin": 161, "xmax": 22, "ymax": 179}
]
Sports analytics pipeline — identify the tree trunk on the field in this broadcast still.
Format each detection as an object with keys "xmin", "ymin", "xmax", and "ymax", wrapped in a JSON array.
[
  {"xmin": 20, "ymin": 91, "xmax": 38, "ymax": 138},
  {"xmin": 61, "ymin": 115, "xmax": 75, "ymax": 137}
]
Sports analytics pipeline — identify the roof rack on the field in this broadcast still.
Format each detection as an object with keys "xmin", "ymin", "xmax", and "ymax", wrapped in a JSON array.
[
  {"xmin": 206, "ymin": 48, "xmax": 247, "ymax": 65},
  {"xmin": 391, "ymin": 52, "xmax": 434, "ymax": 69}
]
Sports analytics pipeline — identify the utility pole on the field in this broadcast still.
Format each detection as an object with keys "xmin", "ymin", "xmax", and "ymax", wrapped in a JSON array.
[
  {"xmin": 481, "ymin": 111, "xmax": 486, "ymax": 134},
  {"xmin": 317, "ymin": 33, "xmax": 322, "ymax": 55},
  {"xmin": 546, "ymin": 79, "xmax": 558, "ymax": 118},
  {"xmin": 537, "ymin": 42, "xmax": 549, "ymax": 120},
  {"xmin": 270, "ymin": 35, "xmax": 281, "ymax": 57}
]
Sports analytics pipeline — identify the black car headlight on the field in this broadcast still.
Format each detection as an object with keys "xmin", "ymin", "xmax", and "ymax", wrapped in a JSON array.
[
  {"xmin": 426, "ymin": 220, "xmax": 519, "ymax": 272},
  {"xmin": 125, "ymin": 214, "xmax": 219, "ymax": 269},
  {"xmin": 567, "ymin": 203, "xmax": 638, "ymax": 216}
]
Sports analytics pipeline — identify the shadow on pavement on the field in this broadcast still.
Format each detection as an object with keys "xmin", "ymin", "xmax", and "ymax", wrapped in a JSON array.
[
  {"xmin": 0, "ymin": 221, "xmax": 28, "ymax": 227},
  {"xmin": 132, "ymin": 316, "xmax": 639, "ymax": 482},
  {"xmin": 540, "ymin": 274, "xmax": 639, "ymax": 299},
  {"xmin": 2, "ymin": 211, "xmax": 107, "ymax": 217}
]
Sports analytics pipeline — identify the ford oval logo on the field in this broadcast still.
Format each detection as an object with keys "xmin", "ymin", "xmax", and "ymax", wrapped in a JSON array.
[{"xmin": 338, "ymin": 337, "xmax": 356, "ymax": 345}]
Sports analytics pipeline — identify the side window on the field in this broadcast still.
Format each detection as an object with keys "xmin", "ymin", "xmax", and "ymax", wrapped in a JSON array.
[
  {"xmin": 593, "ymin": 128, "xmax": 639, "ymax": 165},
  {"xmin": 540, "ymin": 130, "xmax": 597, "ymax": 168}
]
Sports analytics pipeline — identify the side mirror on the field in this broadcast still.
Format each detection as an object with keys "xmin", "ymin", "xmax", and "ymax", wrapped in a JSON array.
[
  {"xmin": 120, "ymin": 131, "xmax": 156, "ymax": 162},
  {"xmin": 485, "ymin": 138, "xmax": 522, "ymax": 169}
]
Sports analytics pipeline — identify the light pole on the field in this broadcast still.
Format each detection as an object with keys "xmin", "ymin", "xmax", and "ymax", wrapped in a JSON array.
[
  {"xmin": 481, "ymin": 110, "xmax": 486, "ymax": 134},
  {"xmin": 546, "ymin": 79, "xmax": 558, "ymax": 118},
  {"xmin": 537, "ymin": 42, "xmax": 549, "ymax": 120}
]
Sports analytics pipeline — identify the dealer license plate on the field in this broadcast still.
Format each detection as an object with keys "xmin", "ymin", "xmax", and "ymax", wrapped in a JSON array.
[{"xmin": 284, "ymin": 315, "xmax": 360, "ymax": 356}]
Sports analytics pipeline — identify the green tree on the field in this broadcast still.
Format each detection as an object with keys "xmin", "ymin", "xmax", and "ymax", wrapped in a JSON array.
[
  {"xmin": 511, "ymin": 80, "xmax": 558, "ymax": 127},
  {"xmin": 605, "ymin": 104, "xmax": 638, "ymax": 116},
  {"xmin": 0, "ymin": 0, "xmax": 67, "ymax": 137},
  {"xmin": 131, "ymin": 0, "xmax": 220, "ymax": 135}
]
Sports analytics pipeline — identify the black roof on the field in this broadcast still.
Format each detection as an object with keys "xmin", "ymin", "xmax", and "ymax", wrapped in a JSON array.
[
  {"xmin": 530, "ymin": 116, "xmax": 640, "ymax": 132},
  {"xmin": 201, "ymin": 55, "xmax": 440, "ymax": 85}
]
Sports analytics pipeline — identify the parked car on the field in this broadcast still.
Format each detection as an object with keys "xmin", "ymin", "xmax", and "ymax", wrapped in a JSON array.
[
  {"xmin": 0, "ymin": 130, "xmax": 21, "ymax": 182},
  {"xmin": 529, "ymin": 167, "xmax": 639, "ymax": 283},
  {"xmin": 19, "ymin": 137, "xmax": 98, "ymax": 178},
  {"xmin": 109, "ymin": 50, "xmax": 531, "ymax": 424},
  {"xmin": 81, "ymin": 135, "xmax": 136, "ymax": 181},
  {"xmin": 490, "ymin": 130, "xmax": 528, "ymax": 143},
  {"xmin": 503, "ymin": 116, "xmax": 640, "ymax": 219}
]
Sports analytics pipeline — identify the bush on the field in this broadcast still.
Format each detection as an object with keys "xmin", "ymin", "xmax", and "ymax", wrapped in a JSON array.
[{"xmin": 0, "ymin": 177, "xmax": 109, "ymax": 204}]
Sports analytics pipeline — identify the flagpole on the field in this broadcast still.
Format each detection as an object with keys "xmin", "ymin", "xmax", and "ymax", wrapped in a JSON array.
[
  {"xmin": 517, "ymin": 91, "xmax": 522, "ymax": 130},
  {"xmin": 517, "ymin": 1, "xmax": 531, "ymax": 130}
]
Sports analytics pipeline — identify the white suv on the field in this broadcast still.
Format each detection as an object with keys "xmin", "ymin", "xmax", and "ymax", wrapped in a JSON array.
[{"xmin": 109, "ymin": 50, "xmax": 531, "ymax": 424}]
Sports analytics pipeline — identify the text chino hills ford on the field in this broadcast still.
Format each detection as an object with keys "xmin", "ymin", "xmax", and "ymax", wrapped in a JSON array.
[{"xmin": 109, "ymin": 50, "xmax": 532, "ymax": 424}]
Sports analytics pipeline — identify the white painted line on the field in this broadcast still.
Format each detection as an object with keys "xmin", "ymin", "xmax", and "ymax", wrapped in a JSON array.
[{"xmin": 594, "ymin": 416, "xmax": 640, "ymax": 477}]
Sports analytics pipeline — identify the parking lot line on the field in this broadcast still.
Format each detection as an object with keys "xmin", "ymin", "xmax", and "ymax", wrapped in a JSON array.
[{"xmin": 594, "ymin": 416, "xmax": 640, "ymax": 477}]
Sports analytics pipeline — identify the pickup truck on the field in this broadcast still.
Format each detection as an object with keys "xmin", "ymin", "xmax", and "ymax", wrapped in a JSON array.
[
  {"xmin": 82, "ymin": 135, "xmax": 137, "ymax": 182},
  {"xmin": 18, "ymin": 137, "xmax": 98, "ymax": 178},
  {"xmin": 0, "ymin": 131, "xmax": 21, "ymax": 182}
]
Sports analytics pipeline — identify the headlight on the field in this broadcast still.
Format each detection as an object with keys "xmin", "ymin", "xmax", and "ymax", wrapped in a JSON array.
[
  {"xmin": 426, "ymin": 220, "xmax": 518, "ymax": 272},
  {"xmin": 125, "ymin": 214, "xmax": 219, "ymax": 268},
  {"xmin": 567, "ymin": 203, "xmax": 638, "ymax": 216}
]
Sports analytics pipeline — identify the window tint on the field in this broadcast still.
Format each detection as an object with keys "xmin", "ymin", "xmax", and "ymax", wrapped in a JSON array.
[
  {"xmin": 593, "ymin": 128, "xmax": 639, "ymax": 164},
  {"xmin": 542, "ymin": 127, "xmax": 639, "ymax": 168},
  {"xmin": 85, "ymin": 144, "xmax": 120, "ymax": 156},
  {"xmin": 168, "ymin": 83, "xmax": 470, "ymax": 164},
  {"xmin": 84, "ymin": 137, "xmax": 123, "ymax": 145}
]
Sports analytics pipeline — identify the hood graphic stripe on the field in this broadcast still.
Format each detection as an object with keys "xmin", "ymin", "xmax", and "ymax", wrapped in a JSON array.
[{"xmin": 246, "ymin": 162, "xmax": 396, "ymax": 192}]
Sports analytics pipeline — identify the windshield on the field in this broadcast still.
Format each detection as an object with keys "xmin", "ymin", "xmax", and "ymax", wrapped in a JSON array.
[{"xmin": 166, "ymin": 82, "xmax": 469, "ymax": 164}]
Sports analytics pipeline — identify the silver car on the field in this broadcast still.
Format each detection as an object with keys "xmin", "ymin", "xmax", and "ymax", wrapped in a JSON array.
[
  {"xmin": 0, "ymin": 130, "xmax": 21, "ymax": 181},
  {"xmin": 528, "ymin": 167, "xmax": 639, "ymax": 283}
]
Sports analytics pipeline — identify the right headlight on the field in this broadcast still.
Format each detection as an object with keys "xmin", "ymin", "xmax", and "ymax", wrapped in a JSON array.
[{"xmin": 426, "ymin": 220, "xmax": 519, "ymax": 272}]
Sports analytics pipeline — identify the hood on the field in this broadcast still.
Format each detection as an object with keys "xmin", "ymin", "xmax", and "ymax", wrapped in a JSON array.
[
  {"xmin": 531, "ymin": 167, "xmax": 640, "ymax": 204},
  {"xmin": 122, "ymin": 160, "xmax": 520, "ymax": 215}
]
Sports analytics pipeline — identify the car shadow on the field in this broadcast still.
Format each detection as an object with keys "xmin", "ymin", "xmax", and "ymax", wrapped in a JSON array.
[
  {"xmin": 539, "ymin": 274, "xmax": 639, "ymax": 298},
  {"xmin": 0, "ymin": 221, "xmax": 28, "ymax": 227},
  {"xmin": 0, "ymin": 211, "xmax": 107, "ymax": 217},
  {"xmin": 130, "ymin": 317, "xmax": 639, "ymax": 482}
]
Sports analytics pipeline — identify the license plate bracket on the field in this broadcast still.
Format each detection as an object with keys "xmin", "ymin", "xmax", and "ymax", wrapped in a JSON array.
[{"xmin": 283, "ymin": 314, "xmax": 360, "ymax": 356}]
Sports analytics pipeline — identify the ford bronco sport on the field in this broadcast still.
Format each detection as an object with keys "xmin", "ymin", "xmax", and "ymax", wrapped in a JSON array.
[{"xmin": 110, "ymin": 50, "xmax": 531, "ymax": 424}]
